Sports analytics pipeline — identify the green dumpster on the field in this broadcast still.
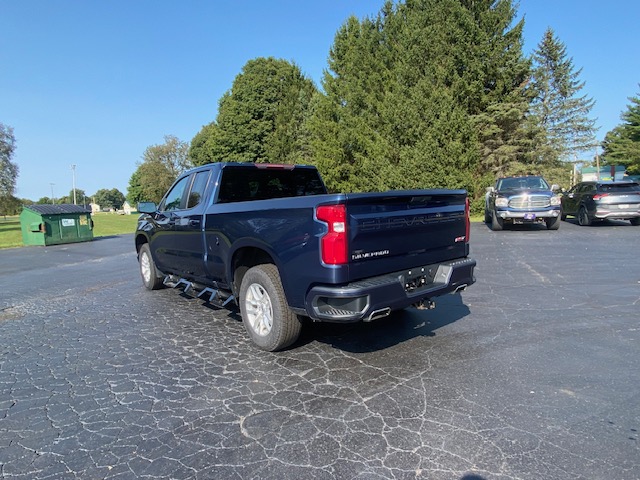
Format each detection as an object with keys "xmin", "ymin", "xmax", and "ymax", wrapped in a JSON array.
[{"xmin": 20, "ymin": 204, "xmax": 94, "ymax": 246}]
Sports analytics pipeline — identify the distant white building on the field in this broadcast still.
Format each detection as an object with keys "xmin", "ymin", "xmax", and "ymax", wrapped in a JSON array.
[
  {"xmin": 89, "ymin": 203, "xmax": 101, "ymax": 214},
  {"xmin": 123, "ymin": 201, "xmax": 134, "ymax": 215}
]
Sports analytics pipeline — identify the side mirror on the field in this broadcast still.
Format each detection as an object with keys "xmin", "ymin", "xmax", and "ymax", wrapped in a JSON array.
[{"xmin": 137, "ymin": 202, "xmax": 157, "ymax": 214}]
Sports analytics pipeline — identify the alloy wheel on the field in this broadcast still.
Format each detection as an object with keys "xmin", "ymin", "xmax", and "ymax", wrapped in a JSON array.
[{"xmin": 244, "ymin": 283, "xmax": 273, "ymax": 337}]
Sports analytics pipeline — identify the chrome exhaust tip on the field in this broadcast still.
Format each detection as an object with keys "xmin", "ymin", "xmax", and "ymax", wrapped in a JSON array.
[
  {"xmin": 454, "ymin": 284, "xmax": 468, "ymax": 293},
  {"xmin": 366, "ymin": 307, "xmax": 391, "ymax": 322}
]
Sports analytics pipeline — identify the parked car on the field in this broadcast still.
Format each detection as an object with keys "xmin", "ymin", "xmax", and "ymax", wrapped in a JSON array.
[
  {"xmin": 485, "ymin": 175, "xmax": 561, "ymax": 231},
  {"xmin": 561, "ymin": 181, "xmax": 640, "ymax": 226}
]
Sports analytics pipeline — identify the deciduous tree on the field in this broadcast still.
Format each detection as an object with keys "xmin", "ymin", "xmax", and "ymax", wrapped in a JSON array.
[
  {"xmin": 1, "ymin": 123, "xmax": 19, "ymax": 197},
  {"xmin": 189, "ymin": 57, "xmax": 317, "ymax": 165},
  {"xmin": 189, "ymin": 123, "xmax": 220, "ymax": 166},
  {"xmin": 0, "ymin": 194, "xmax": 21, "ymax": 218},
  {"xmin": 93, "ymin": 188, "xmax": 126, "ymax": 210},
  {"xmin": 58, "ymin": 188, "xmax": 87, "ymax": 205},
  {"xmin": 127, "ymin": 135, "xmax": 191, "ymax": 204}
]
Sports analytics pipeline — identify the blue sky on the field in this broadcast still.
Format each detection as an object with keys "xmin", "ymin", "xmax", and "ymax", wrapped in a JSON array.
[{"xmin": 2, "ymin": 1, "xmax": 639, "ymax": 201}]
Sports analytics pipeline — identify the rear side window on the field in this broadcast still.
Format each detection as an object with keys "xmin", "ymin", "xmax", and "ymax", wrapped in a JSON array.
[
  {"xmin": 186, "ymin": 171, "xmax": 211, "ymax": 209},
  {"xmin": 217, "ymin": 166, "xmax": 327, "ymax": 203},
  {"xmin": 578, "ymin": 184, "xmax": 594, "ymax": 194}
]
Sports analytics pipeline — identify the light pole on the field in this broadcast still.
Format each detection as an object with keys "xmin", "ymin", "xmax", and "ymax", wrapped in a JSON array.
[
  {"xmin": 50, "ymin": 183, "xmax": 55, "ymax": 204},
  {"xmin": 71, "ymin": 164, "xmax": 77, "ymax": 205}
]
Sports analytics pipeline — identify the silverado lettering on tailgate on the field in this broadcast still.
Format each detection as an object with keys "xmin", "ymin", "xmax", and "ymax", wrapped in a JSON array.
[
  {"xmin": 358, "ymin": 213, "xmax": 457, "ymax": 232},
  {"xmin": 351, "ymin": 249, "xmax": 390, "ymax": 261}
]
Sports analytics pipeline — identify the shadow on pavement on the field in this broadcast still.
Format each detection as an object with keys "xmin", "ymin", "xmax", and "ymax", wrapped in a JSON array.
[{"xmin": 298, "ymin": 292, "xmax": 471, "ymax": 353}]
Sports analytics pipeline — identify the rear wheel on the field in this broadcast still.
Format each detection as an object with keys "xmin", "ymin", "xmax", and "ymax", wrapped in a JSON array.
[
  {"xmin": 630, "ymin": 218, "xmax": 640, "ymax": 226},
  {"xmin": 139, "ymin": 243, "xmax": 164, "ymax": 290},
  {"xmin": 490, "ymin": 210, "xmax": 504, "ymax": 231},
  {"xmin": 239, "ymin": 264, "xmax": 302, "ymax": 351},
  {"xmin": 578, "ymin": 206, "xmax": 592, "ymax": 226},
  {"xmin": 546, "ymin": 216, "xmax": 561, "ymax": 230}
]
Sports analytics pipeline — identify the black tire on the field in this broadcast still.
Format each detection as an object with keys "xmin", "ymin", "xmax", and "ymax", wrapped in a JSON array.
[
  {"xmin": 577, "ymin": 206, "xmax": 592, "ymax": 226},
  {"xmin": 490, "ymin": 210, "xmax": 504, "ymax": 231},
  {"xmin": 561, "ymin": 211, "xmax": 567, "ymax": 221},
  {"xmin": 546, "ymin": 216, "xmax": 561, "ymax": 230},
  {"xmin": 239, "ymin": 264, "xmax": 302, "ymax": 351},
  {"xmin": 630, "ymin": 218, "xmax": 640, "ymax": 226},
  {"xmin": 484, "ymin": 208, "xmax": 491, "ymax": 224},
  {"xmin": 138, "ymin": 243, "xmax": 164, "ymax": 290}
]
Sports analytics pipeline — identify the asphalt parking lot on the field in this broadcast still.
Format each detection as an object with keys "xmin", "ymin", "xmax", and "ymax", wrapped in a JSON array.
[{"xmin": 1, "ymin": 220, "xmax": 639, "ymax": 479}]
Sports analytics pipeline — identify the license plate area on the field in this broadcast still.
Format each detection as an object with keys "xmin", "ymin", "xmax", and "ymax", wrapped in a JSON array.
[
  {"xmin": 524, "ymin": 213, "xmax": 536, "ymax": 220},
  {"xmin": 402, "ymin": 266, "xmax": 438, "ymax": 293}
]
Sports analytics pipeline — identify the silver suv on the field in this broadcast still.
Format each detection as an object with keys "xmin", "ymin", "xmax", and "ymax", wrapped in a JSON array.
[{"xmin": 561, "ymin": 181, "xmax": 640, "ymax": 226}]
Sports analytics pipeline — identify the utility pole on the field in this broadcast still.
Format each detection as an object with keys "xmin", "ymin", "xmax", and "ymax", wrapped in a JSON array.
[
  {"xmin": 50, "ymin": 183, "xmax": 55, "ymax": 204},
  {"xmin": 71, "ymin": 164, "xmax": 77, "ymax": 205}
]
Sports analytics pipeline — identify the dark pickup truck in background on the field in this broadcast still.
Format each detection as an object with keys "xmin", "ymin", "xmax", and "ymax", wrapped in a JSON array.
[
  {"xmin": 485, "ymin": 175, "xmax": 561, "ymax": 231},
  {"xmin": 135, "ymin": 163, "xmax": 476, "ymax": 351}
]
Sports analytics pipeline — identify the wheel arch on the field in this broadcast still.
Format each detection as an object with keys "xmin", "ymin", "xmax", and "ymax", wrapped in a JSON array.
[
  {"xmin": 230, "ymin": 245, "xmax": 281, "ymax": 299},
  {"xmin": 135, "ymin": 233, "xmax": 149, "ymax": 254}
]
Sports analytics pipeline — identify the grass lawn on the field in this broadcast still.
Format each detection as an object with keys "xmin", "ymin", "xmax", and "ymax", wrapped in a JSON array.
[{"xmin": 0, "ymin": 213, "xmax": 139, "ymax": 249}]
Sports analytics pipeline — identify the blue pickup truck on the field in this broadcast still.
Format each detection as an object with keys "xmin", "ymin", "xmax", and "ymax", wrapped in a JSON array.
[{"xmin": 135, "ymin": 162, "xmax": 476, "ymax": 351}]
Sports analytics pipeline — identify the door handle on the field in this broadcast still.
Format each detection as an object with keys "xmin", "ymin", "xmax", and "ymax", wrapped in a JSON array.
[{"xmin": 189, "ymin": 220, "xmax": 201, "ymax": 227}]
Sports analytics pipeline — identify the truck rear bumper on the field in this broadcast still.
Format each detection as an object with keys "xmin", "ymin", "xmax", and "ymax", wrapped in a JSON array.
[
  {"xmin": 594, "ymin": 208, "xmax": 640, "ymax": 219},
  {"xmin": 304, "ymin": 257, "xmax": 476, "ymax": 322}
]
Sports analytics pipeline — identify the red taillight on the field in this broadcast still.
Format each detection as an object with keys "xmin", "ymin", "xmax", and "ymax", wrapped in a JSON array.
[
  {"xmin": 593, "ymin": 193, "xmax": 609, "ymax": 200},
  {"xmin": 465, "ymin": 197, "xmax": 471, "ymax": 243},
  {"xmin": 316, "ymin": 205, "xmax": 348, "ymax": 265}
]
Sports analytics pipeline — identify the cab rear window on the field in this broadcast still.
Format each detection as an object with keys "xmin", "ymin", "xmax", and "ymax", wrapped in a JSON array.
[
  {"xmin": 599, "ymin": 183, "xmax": 640, "ymax": 193},
  {"xmin": 217, "ymin": 166, "xmax": 327, "ymax": 203}
]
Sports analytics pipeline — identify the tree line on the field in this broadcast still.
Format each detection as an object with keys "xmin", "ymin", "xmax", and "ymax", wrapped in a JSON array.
[
  {"xmin": 0, "ymin": 123, "xmax": 127, "ymax": 216},
  {"xmin": 3, "ymin": 1, "xmax": 639, "ymax": 218},
  {"xmin": 127, "ymin": 0, "xmax": 625, "ymax": 212},
  {"xmin": 33, "ymin": 188, "xmax": 126, "ymax": 210}
]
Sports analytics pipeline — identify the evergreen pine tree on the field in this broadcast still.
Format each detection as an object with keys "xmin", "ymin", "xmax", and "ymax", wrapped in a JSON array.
[
  {"xmin": 306, "ymin": 0, "xmax": 529, "ymax": 203},
  {"xmin": 307, "ymin": 13, "xmax": 393, "ymax": 193},
  {"xmin": 528, "ymin": 28, "xmax": 597, "ymax": 164},
  {"xmin": 601, "ymin": 88, "xmax": 640, "ymax": 175}
]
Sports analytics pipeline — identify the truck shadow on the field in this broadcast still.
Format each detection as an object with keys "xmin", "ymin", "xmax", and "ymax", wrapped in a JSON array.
[
  {"xmin": 561, "ymin": 218, "xmax": 634, "ymax": 227},
  {"xmin": 297, "ymin": 293, "xmax": 470, "ymax": 353}
]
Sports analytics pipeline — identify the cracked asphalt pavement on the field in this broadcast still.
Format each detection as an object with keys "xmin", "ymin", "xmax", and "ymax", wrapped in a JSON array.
[{"xmin": 1, "ymin": 221, "xmax": 639, "ymax": 479}]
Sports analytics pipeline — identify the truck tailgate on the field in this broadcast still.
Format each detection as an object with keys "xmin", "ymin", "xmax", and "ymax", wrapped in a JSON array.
[{"xmin": 345, "ymin": 190, "xmax": 469, "ymax": 281}]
